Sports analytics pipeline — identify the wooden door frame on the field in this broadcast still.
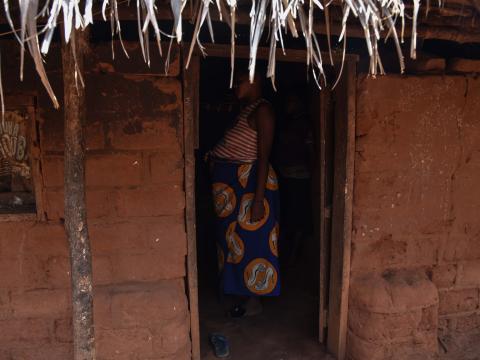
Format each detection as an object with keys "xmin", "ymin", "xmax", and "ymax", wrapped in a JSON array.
[
  {"xmin": 182, "ymin": 44, "xmax": 357, "ymax": 360},
  {"xmin": 182, "ymin": 52, "xmax": 201, "ymax": 360},
  {"xmin": 326, "ymin": 59, "xmax": 357, "ymax": 360}
]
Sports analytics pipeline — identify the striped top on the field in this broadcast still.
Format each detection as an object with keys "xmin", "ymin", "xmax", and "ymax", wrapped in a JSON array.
[{"xmin": 211, "ymin": 99, "xmax": 267, "ymax": 162}]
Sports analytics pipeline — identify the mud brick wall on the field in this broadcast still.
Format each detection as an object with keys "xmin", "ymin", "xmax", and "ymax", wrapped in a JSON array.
[
  {"xmin": 349, "ymin": 75, "xmax": 480, "ymax": 359},
  {"xmin": 0, "ymin": 42, "xmax": 190, "ymax": 359}
]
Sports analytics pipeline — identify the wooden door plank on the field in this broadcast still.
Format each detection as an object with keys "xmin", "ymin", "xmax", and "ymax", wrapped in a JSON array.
[
  {"xmin": 182, "ymin": 53, "xmax": 201, "ymax": 360},
  {"xmin": 317, "ymin": 87, "xmax": 329, "ymax": 343},
  {"xmin": 327, "ymin": 59, "xmax": 356, "ymax": 360}
]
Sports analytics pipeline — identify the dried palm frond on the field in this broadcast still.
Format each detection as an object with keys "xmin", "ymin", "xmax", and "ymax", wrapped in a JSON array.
[{"xmin": 3, "ymin": 0, "xmax": 425, "ymax": 106}]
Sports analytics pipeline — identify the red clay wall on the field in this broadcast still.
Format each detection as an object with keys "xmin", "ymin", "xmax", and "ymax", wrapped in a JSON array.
[
  {"xmin": 349, "ymin": 75, "xmax": 480, "ymax": 359},
  {"xmin": 0, "ymin": 42, "xmax": 190, "ymax": 359}
]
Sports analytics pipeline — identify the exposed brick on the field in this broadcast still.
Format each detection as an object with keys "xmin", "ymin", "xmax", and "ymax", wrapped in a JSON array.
[
  {"xmin": 443, "ymin": 235, "xmax": 480, "ymax": 262},
  {"xmin": 149, "ymin": 151, "xmax": 183, "ymax": 184},
  {"xmin": 93, "ymin": 289, "xmax": 113, "ymax": 329},
  {"xmin": 11, "ymin": 289, "xmax": 69, "ymax": 318},
  {"xmin": 111, "ymin": 250, "xmax": 185, "ymax": 282},
  {"xmin": 44, "ymin": 153, "xmax": 143, "ymax": 188},
  {"xmin": 454, "ymin": 312, "xmax": 480, "ymax": 333},
  {"xmin": 54, "ymin": 318, "xmax": 72, "ymax": 343},
  {"xmin": 86, "ymin": 154, "xmax": 143, "ymax": 187},
  {"xmin": 45, "ymin": 189, "xmax": 117, "ymax": 220},
  {"xmin": 11, "ymin": 344, "xmax": 73, "ymax": 360},
  {"xmin": 347, "ymin": 330, "xmax": 386, "ymax": 360},
  {"xmin": 85, "ymin": 190, "xmax": 118, "ymax": 218},
  {"xmin": 349, "ymin": 270, "xmax": 438, "ymax": 313},
  {"xmin": 87, "ymin": 41, "xmax": 180, "ymax": 77},
  {"xmin": 25, "ymin": 223, "xmax": 67, "ymax": 257},
  {"xmin": 406, "ymin": 57, "xmax": 446, "ymax": 73},
  {"xmin": 110, "ymin": 280, "xmax": 188, "ymax": 328},
  {"xmin": 428, "ymin": 264, "xmax": 457, "ymax": 289},
  {"xmin": 42, "ymin": 156, "xmax": 64, "ymax": 188},
  {"xmin": 45, "ymin": 256, "xmax": 70, "ymax": 288},
  {"xmin": 40, "ymin": 98, "xmax": 64, "ymax": 152},
  {"xmin": 93, "ymin": 255, "xmax": 114, "ymax": 286},
  {"xmin": 457, "ymin": 261, "xmax": 480, "ymax": 288},
  {"xmin": 88, "ymin": 73, "xmax": 181, "ymax": 118},
  {"xmin": 44, "ymin": 189, "xmax": 66, "ymax": 220},
  {"xmin": 0, "ymin": 318, "xmax": 53, "ymax": 344},
  {"xmin": 450, "ymin": 159, "xmax": 480, "ymax": 237},
  {"xmin": 115, "ymin": 185, "xmax": 185, "ymax": 217},
  {"xmin": 354, "ymin": 171, "xmax": 454, "ymax": 237},
  {"xmin": 107, "ymin": 113, "xmax": 183, "ymax": 152},
  {"xmin": 0, "ymin": 223, "xmax": 29, "ymax": 258},
  {"xmin": 351, "ymin": 235, "xmax": 407, "ymax": 272},
  {"xmin": 448, "ymin": 58, "xmax": 480, "ymax": 73},
  {"xmin": 148, "ymin": 346, "xmax": 190, "ymax": 360},
  {"xmin": 97, "ymin": 328, "xmax": 154, "ymax": 359},
  {"xmin": 0, "ymin": 258, "xmax": 23, "ymax": 288},
  {"xmin": 0, "ymin": 349, "xmax": 10, "ymax": 359},
  {"xmin": 349, "ymin": 306, "xmax": 437, "ymax": 342},
  {"xmin": 152, "ymin": 316, "xmax": 190, "ymax": 356},
  {"xmin": 0, "ymin": 289, "xmax": 12, "ymax": 320},
  {"xmin": 385, "ymin": 330, "xmax": 438, "ymax": 359},
  {"xmin": 44, "ymin": 254, "xmax": 113, "ymax": 288},
  {"xmin": 41, "ymin": 112, "xmax": 106, "ymax": 152},
  {"xmin": 85, "ymin": 121, "xmax": 105, "ymax": 150},
  {"xmin": 20, "ymin": 256, "xmax": 50, "ymax": 289},
  {"xmin": 90, "ymin": 217, "xmax": 186, "ymax": 256},
  {"xmin": 438, "ymin": 318, "xmax": 450, "ymax": 334},
  {"xmin": 439, "ymin": 289, "xmax": 479, "ymax": 315},
  {"xmin": 352, "ymin": 236, "xmax": 439, "ymax": 272}
]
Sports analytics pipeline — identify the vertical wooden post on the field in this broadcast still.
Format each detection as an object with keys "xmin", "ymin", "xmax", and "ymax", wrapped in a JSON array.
[
  {"xmin": 327, "ymin": 59, "xmax": 356, "ymax": 360},
  {"xmin": 182, "ymin": 53, "xmax": 201, "ymax": 360},
  {"xmin": 316, "ymin": 86, "xmax": 332, "ymax": 344},
  {"xmin": 62, "ymin": 29, "xmax": 95, "ymax": 360}
]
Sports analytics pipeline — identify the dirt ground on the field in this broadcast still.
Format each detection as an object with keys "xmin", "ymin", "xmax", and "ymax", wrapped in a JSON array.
[{"xmin": 198, "ymin": 265, "xmax": 334, "ymax": 360}]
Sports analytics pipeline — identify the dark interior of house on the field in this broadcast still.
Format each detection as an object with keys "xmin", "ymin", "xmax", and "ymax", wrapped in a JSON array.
[{"xmin": 195, "ymin": 57, "xmax": 336, "ymax": 359}]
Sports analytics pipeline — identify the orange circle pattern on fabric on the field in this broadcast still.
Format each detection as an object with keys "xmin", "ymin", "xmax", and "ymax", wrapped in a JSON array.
[
  {"xmin": 266, "ymin": 166, "xmax": 279, "ymax": 191},
  {"xmin": 244, "ymin": 258, "xmax": 278, "ymax": 295},
  {"xmin": 237, "ymin": 193, "xmax": 270, "ymax": 231},
  {"xmin": 269, "ymin": 223, "xmax": 279, "ymax": 257},
  {"xmin": 226, "ymin": 222, "xmax": 245, "ymax": 264},
  {"xmin": 212, "ymin": 182, "xmax": 237, "ymax": 218},
  {"xmin": 237, "ymin": 164, "xmax": 253, "ymax": 188}
]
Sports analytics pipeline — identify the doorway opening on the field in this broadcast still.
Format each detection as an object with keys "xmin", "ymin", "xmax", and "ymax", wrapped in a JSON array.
[
  {"xmin": 193, "ymin": 55, "xmax": 337, "ymax": 360},
  {"xmin": 196, "ymin": 57, "xmax": 333, "ymax": 360}
]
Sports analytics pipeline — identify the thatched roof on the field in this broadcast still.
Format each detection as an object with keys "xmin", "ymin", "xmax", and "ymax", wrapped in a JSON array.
[{"xmin": 2, "ymin": 0, "xmax": 480, "ymax": 108}]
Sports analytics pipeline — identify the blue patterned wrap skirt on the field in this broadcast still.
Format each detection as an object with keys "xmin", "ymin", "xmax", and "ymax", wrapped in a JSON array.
[{"xmin": 211, "ymin": 160, "xmax": 281, "ymax": 297}]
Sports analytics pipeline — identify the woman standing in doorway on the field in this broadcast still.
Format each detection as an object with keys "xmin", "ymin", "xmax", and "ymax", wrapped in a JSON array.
[{"xmin": 207, "ymin": 70, "xmax": 280, "ymax": 316}]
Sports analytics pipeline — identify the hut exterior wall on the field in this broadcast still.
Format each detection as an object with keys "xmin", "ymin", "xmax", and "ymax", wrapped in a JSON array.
[
  {"xmin": 348, "ymin": 74, "xmax": 480, "ymax": 359},
  {"xmin": 0, "ymin": 42, "xmax": 190, "ymax": 359}
]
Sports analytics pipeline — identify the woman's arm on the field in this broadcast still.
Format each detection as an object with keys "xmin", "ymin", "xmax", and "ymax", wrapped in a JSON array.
[{"xmin": 251, "ymin": 103, "xmax": 275, "ymax": 222}]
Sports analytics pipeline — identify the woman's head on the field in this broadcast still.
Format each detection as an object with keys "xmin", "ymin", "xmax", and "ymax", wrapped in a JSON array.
[{"xmin": 233, "ymin": 69, "xmax": 263, "ymax": 101}]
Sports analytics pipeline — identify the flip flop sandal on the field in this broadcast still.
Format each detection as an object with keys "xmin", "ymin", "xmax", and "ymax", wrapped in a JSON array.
[{"xmin": 209, "ymin": 333, "xmax": 230, "ymax": 358}]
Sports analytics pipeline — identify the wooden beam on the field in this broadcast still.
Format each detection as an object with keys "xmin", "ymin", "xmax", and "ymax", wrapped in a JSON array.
[
  {"xmin": 196, "ymin": 43, "xmax": 359, "ymax": 63},
  {"xmin": 62, "ymin": 28, "xmax": 96, "ymax": 360}
]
